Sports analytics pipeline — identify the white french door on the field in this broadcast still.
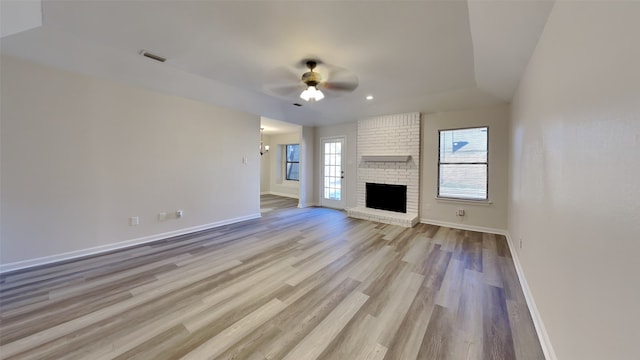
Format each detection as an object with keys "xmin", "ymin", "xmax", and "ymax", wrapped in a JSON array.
[{"xmin": 320, "ymin": 137, "xmax": 346, "ymax": 209}]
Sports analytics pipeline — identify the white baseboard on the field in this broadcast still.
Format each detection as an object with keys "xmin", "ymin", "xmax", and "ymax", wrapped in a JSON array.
[
  {"xmin": 298, "ymin": 202, "xmax": 318, "ymax": 208},
  {"xmin": 420, "ymin": 218, "xmax": 555, "ymax": 360},
  {"xmin": 504, "ymin": 233, "xmax": 557, "ymax": 360},
  {"xmin": 0, "ymin": 213, "xmax": 261, "ymax": 274},
  {"xmin": 419, "ymin": 218, "xmax": 507, "ymax": 235}
]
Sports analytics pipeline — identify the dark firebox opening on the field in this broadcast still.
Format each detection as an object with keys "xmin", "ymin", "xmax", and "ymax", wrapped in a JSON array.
[{"xmin": 366, "ymin": 183, "xmax": 407, "ymax": 213}]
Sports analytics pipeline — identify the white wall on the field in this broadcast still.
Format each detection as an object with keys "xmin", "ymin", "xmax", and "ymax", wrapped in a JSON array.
[
  {"xmin": 509, "ymin": 2, "xmax": 640, "ymax": 359},
  {"xmin": 266, "ymin": 132, "xmax": 300, "ymax": 198},
  {"xmin": 0, "ymin": 55, "xmax": 260, "ymax": 268},
  {"xmin": 0, "ymin": 0, "xmax": 42, "ymax": 38},
  {"xmin": 315, "ymin": 121, "xmax": 358, "ymax": 209},
  {"xmin": 421, "ymin": 105, "xmax": 509, "ymax": 231},
  {"xmin": 299, "ymin": 126, "xmax": 316, "ymax": 208}
]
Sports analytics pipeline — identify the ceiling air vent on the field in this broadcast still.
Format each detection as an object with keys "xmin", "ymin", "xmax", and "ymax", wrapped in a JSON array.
[{"xmin": 140, "ymin": 50, "xmax": 166, "ymax": 63}]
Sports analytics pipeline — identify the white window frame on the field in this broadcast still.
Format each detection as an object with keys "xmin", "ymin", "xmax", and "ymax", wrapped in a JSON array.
[{"xmin": 437, "ymin": 126, "xmax": 489, "ymax": 201}]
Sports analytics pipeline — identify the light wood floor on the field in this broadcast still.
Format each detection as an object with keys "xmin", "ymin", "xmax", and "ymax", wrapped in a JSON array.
[
  {"xmin": 0, "ymin": 195, "xmax": 544, "ymax": 359},
  {"xmin": 260, "ymin": 194, "xmax": 299, "ymax": 212}
]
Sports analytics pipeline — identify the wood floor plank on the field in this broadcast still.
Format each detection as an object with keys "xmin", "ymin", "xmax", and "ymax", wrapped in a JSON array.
[
  {"xmin": 454, "ymin": 270, "xmax": 485, "ymax": 360},
  {"xmin": 257, "ymin": 277, "xmax": 362, "ymax": 359},
  {"xmin": 347, "ymin": 243, "xmax": 392, "ymax": 282},
  {"xmin": 495, "ymin": 234, "xmax": 512, "ymax": 258},
  {"xmin": 316, "ymin": 311, "xmax": 379, "ymax": 360},
  {"xmin": 483, "ymin": 248, "xmax": 504, "ymax": 289},
  {"xmin": 129, "ymin": 259, "xmax": 242, "ymax": 297},
  {"xmin": 416, "ymin": 244, "xmax": 452, "ymax": 290},
  {"xmin": 401, "ymin": 235, "xmax": 433, "ymax": 266},
  {"xmin": 506, "ymin": 299, "xmax": 546, "ymax": 360},
  {"xmin": 0, "ymin": 195, "xmax": 545, "ymax": 360},
  {"xmin": 318, "ymin": 267, "xmax": 423, "ymax": 360},
  {"xmin": 181, "ymin": 298, "xmax": 287, "ymax": 360},
  {"xmin": 376, "ymin": 270, "xmax": 425, "ymax": 347},
  {"xmin": 435, "ymin": 258, "xmax": 465, "ymax": 311},
  {"xmin": 112, "ymin": 324, "xmax": 192, "ymax": 360},
  {"xmin": 281, "ymin": 291, "xmax": 369, "ymax": 360},
  {"xmin": 383, "ymin": 284, "xmax": 437, "ymax": 360},
  {"xmin": 463, "ymin": 231, "xmax": 484, "ymax": 272},
  {"xmin": 498, "ymin": 256, "xmax": 528, "ymax": 304},
  {"xmin": 483, "ymin": 285, "xmax": 517, "ymax": 360},
  {"xmin": 92, "ymin": 300, "xmax": 210, "ymax": 360},
  {"xmin": 417, "ymin": 304, "xmax": 455, "ymax": 359},
  {"xmin": 357, "ymin": 342, "xmax": 388, "ymax": 360}
]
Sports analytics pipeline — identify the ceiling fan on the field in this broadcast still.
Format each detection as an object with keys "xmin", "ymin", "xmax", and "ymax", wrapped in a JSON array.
[{"xmin": 264, "ymin": 59, "xmax": 359, "ymax": 102}]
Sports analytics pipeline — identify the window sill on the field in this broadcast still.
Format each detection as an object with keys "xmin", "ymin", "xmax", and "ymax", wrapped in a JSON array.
[{"xmin": 435, "ymin": 197, "xmax": 493, "ymax": 206}]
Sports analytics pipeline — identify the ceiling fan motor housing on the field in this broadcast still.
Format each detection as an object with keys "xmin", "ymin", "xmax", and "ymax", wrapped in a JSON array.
[
  {"xmin": 301, "ymin": 61, "xmax": 321, "ymax": 87},
  {"xmin": 301, "ymin": 71, "xmax": 321, "ymax": 87}
]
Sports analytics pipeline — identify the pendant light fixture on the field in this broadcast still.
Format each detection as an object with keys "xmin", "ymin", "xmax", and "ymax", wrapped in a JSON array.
[{"xmin": 260, "ymin": 128, "xmax": 270, "ymax": 156}]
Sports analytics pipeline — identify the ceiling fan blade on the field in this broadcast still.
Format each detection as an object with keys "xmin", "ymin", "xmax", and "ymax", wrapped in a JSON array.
[
  {"xmin": 263, "ymin": 66, "xmax": 304, "ymax": 98},
  {"xmin": 322, "ymin": 81, "xmax": 359, "ymax": 92},
  {"xmin": 322, "ymin": 64, "xmax": 359, "ymax": 93},
  {"xmin": 263, "ymin": 66, "xmax": 300, "ymax": 86},
  {"xmin": 266, "ymin": 84, "xmax": 306, "ymax": 98}
]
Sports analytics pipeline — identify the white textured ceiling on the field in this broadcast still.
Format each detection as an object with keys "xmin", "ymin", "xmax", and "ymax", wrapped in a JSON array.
[{"xmin": 0, "ymin": 0, "xmax": 554, "ymax": 126}]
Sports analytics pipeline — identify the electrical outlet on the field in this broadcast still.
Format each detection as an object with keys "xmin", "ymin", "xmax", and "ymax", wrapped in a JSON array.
[
  {"xmin": 129, "ymin": 216, "xmax": 139, "ymax": 226},
  {"xmin": 456, "ymin": 209, "xmax": 465, "ymax": 216},
  {"xmin": 176, "ymin": 210, "xmax": 184, "ymax": 219},
  {"xmin": 158, "ymin": 212, "xmax": 167, "ymax": 221}
]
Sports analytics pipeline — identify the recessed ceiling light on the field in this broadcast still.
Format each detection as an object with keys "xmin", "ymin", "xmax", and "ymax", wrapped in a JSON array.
[{"xmin": 366, "ymin": 95, "xmax": 374, "ymax": 100}]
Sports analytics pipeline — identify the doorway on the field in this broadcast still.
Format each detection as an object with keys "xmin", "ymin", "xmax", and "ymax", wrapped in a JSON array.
[{"xmin": 320, "ymin": 137, "xmax": 346, "ymax": 209}]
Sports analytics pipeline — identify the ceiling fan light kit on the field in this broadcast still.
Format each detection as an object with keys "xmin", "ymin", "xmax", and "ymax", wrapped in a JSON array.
[{"xmin": 300, "ymin": 86, "xmax": 324, "ymax": 101}]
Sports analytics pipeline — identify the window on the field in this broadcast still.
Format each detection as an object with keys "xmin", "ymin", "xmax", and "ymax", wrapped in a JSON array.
[
  {"xmin": 285, "ymin": 144, "xmax": 300, "ymax": 181},
  {"xmin": 438, "ymin": 127, "xmax": 488, "ymax": 200}
]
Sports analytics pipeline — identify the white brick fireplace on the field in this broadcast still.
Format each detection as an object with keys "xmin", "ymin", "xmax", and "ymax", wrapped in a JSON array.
[{"xmin": 347, "ymin": 112, "xmax": 420, "ymax": 227}]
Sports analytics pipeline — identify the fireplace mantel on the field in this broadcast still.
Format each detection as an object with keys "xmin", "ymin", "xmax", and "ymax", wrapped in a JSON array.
[{"xmin": 361, "ymin": 155, "xmax": 411, "ymax": 162}]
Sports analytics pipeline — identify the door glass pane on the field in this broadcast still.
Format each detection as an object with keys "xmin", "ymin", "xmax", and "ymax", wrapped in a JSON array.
[{"xmin": 323, "ymin": 140, "xmax": 342, "ymax": 201}]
